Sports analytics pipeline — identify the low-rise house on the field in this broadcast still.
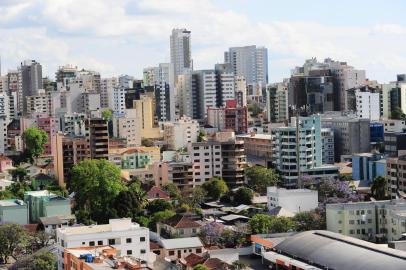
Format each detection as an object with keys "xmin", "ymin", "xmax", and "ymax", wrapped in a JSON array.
[
  {"xmin": 0, "ymin": 199, "xmax": 28, "ymax": 224},
  {"xmin": 157, "ymin": 214, "xmax": 202, "ymax": 238},
  {"xmin": 160, "ymin": 237, "xmax": 204, "ymax": 261},
  {"xmin": 219, "ymin": 214, "xmax": 250, "ymax": 225},
  {"xmin": 39, "ymin": 214, "xmax": 76, "ymax": 234},
  {"xmin": 147, "ymin": 186, "xmax": 170, "ymax": 201}
]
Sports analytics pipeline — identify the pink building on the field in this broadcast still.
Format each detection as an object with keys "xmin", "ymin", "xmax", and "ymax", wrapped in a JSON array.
[
  {"xmin": 0, "ymin": 156, "xmax": 13, "ymax": 172},
  {"xmin": 207, "ymin": 100, "xmax": 248, "ymax": 134}
]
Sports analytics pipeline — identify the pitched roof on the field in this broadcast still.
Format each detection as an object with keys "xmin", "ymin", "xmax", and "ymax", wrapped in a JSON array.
[
  {"xmin": 147, "ymin": 186, "xmax": 170, "ymax": 200},
  {"xmin": 163, "ymin": 214, "xmax": 202, "ymax": 229},
  {"xmin": 202, "ymin": 258, "xmax": 230, "ymax": 270},
  {"xmin": 183, "ymin": 253, "xmax": 204, "ymax": 267}
]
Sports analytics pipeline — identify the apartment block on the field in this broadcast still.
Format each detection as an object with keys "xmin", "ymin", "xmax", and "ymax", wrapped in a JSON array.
[
  {"xmin": 188, "ymin": 141, "xmax": 223, "ymax": 185},
  {"xmin": 163, "ymin": 116, "xmax": 199, "ymax": 150},
  {"xmin": 57, "ymin": 218, "xmax": 150, "ymax": 270},
  {"xmin": 327, "ymin": 200, "xmax": 406, "ymax": 242},
  {"xmin": 207, "ymin": 100, "xmax": 248, "ymax": 134}
]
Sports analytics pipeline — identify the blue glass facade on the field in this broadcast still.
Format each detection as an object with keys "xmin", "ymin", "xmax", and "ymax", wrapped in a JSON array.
[{"xmin": 370, "ymin": 123, "xmax": 384, "ymax": 143}]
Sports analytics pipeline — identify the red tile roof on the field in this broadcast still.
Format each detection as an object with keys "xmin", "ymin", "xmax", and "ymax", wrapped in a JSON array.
[
  {"xmin": 163, "ymin": 214, "xmax": 202, "ymax": 229},
  {"xmin": 147, "ymin": 186, "xmax": 170, "ymax": 200},
  {"xmin": 184, "ymin": 253, "xmax": 204, "ymax": 267},
  {"xmin": 150, "ymin": 241, "xmax": 162, "ymax": 250},
  {"xmin": 203, "ymin": 258, "xmax": 230, "ymax": 269}
]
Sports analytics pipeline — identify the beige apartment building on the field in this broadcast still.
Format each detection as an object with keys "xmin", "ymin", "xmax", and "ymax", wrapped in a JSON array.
[{"xmin": 327, "ymin": 200, "xmax": 406, "ymax": 242}]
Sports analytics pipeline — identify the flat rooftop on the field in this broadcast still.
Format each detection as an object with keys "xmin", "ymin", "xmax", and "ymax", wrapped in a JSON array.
[{"xmin": 0, "ymin": 199, "xmax": 25, "ymax": 207}]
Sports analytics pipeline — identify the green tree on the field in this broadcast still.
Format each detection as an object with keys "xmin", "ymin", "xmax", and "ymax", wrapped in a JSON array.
[
  {"xmin": 163, "ymin": 183, "xmax": 181, "ymax": 200},
  {"xmin": 70, "ymin": 159, "xmax": 126, "ymax": 224},
  {"xmin": 31, "ymin": 251, "xmax": 56, "ymax": 270},
  {"xmin": 113, "ymin": 182, "xmax": 147, "ymax": 219},
  {"xmin": 269, "ymin": 216, "xmax": 296, "ymax": 233},
  {"xmin": 141, "ymin": 138, "xmax": 154, "ymax": 147},
  {"xmin": 101, "ymin": 109, "xmax": 113, "ymax": 121},
  {"xmin": 234, "ymin": 187, "xmax": 253, "ymax": 205},
  {"xmin": 183, "ymin": 186, "xmax": 207, "ymax": 208},
  {"xmin": 293, "ymin": 210, "xmax": 325, "ymax": 231},
  {"xmin": 202, "ymin": 177, "xmax": 229, "ymax": 201},
  {"xmin": 151, "ymin": 210, "xmax": 176, "ymax": 230},
  {"xmin": 246, "ymin": 166, "xmax": 279, "ymax": 194},
  {"xmin": 193, "ymin": 264, "xmax": 209, "ymax": 270},
  {"xmin": 9, "ymin": 167, "xmax": 28, "ymax": 182},
  {"xmin": 371, "ymin": 176, "xmax": 388, "ymax": 200},
  {"xmin": 391, "ymin": 107, "xmax": 405, "ymax": 120},
  {"xmin": 197, "ymin": 130, "xmax": 207, "ymax": 142},
  {"xmin": 232, "ymin": 261, "xmax": 249, "ymax": 270},
  {"xmin": 0, "ymin": 224, "xmax": 30, "ymax": 264},
  {"xmin": 249, "ymin": 214, "xmax": 273, "ymax": 234},
  {"xmin": 7, "ymin": 181, "xmax": 31, "ymax": 199},
  {"xmin": 22, "ymin": 127, "xmax": 48, "ymax": 163},
  {"xmin": 147, "ymin": 199, "xmax": 172, "ymax": 214}
]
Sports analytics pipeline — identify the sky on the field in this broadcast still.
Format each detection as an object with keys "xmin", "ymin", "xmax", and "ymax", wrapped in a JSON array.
[{"xmin": 1, "ymin": 0, "xmax": 406, "ymax": 83}]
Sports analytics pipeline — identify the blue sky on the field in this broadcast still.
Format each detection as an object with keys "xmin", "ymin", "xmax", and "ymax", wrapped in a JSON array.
[{"xmin": 0, "ymin": 0, "xmax": 405, "ymax": 83}]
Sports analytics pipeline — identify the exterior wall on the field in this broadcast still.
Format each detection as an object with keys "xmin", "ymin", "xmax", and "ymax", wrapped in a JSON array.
[
  {"xmin": 163, "ymin": 116, "xmax": 199, "ymax": 150},
  {"xmin": 0, "ymin": 201, "xmax": 28, "ymax": 225},
  {"xmin": 326, "ymin": 200, "xmax": 406, "ymax": 242},
  {"xmin": 134, "ymin": 96, "xmax": 161, "ymax": 139},
  {"xmin": 163, "ymin": 247, "xmax": 204, "ymax": 261},
  {"xmin": 355, "ymin": 90, "xmax": 380, "ymax": 121},
  {"xmin": 189, "ymin": 142, "xmax": 222, "ymax": 185},
  {"xmin": 321, "ymin": 128, "xmax": 335, "ymax": 164},
  {"xmin": 157, "ymin": 223, "xmax": 200, "ymax": 238},
  {"xmin": 237, "ymin": 134, "xmax": 273, "ymax": 160},
  {"xmin": 24, "ymin": 192, "xmax": 71, "ymax": 223},
  {"xmin": 267, "ymin": 187, "xmax": 318, "ymax": 213}
]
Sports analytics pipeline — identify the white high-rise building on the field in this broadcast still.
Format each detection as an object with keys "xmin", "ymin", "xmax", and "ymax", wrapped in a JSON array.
[
  {"xmin": 56, "ymin": 219, "xmax": 150, "ymax": 270},
  {"xmin": 188, "ymin": 141, "xmax": 223, "ymax": 185},
  {"xmin": 26, "ymin": 89, "xmax": 50, "ymax": 116},
  {"xmin": 108, "ymin": 86, "xmax": 126, "ymax": 116},
  {"xmin": 176, "ymin": 69, "xmax": 194, "ymax": 118},
  {"xmin": 266, "ymin": 82, "xmax": 289, "ymax": 123},
  {"xmin": 163, "ymin": 116, "xmax": 199, "ymax": 150},
  {"xmin": 100, "ymin": 77, "xmax": 118, "ymax": 108},
  {"xmin": 355, "ymin": 89, "xmax": 380, "ymax": 121},
  {"xmin": 118, "ymin": 75, "xmax": 134, "ymax": 89},
  {"xmin": 224, "ymin": 45, "xmax": 268, "ymax": 86},
  {"xmin": 113, "ymin": 109, "xmax": 141, "ymax": 147},
  {"xmin": 170, "ymin": 28, "xmax": 192, "ymax": 79},
  {"xmin": 235, "ymin": 76, "xmax": 247, "ymax": 107}
]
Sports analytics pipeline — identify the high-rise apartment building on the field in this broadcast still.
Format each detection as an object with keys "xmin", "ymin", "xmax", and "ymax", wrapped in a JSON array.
[
  {"xmin": 163, "ymin": 116, "xmax": 199, "ymax": 150},
  {"xmin": 207, "ymin": 100, "xmax": 248, "ymax": 134},
  {"xmin": 18, "ymin": 60, "xmax": 43, "ymax": 113},
  {"xmin": 100, "ymin": 77, "xmax": 118, "ymax": 109},
  {"xmin": 321, "ymin": 113, "xmax": 371, "ymax": 161},
  {"xmin": 272, "ymin": 115, "xmax": 339, "ymax": 187},
  {"xmin": 170, "ymin": 28, "xmax": 192, "ymax": 79},
  {"xmin": 133, "ymin": 95, "xmax": 161, "ymax": 139},
  {"xmin": 266, "ymin": 82, "xmax": 289, "ymax": 123},
  {"xmin": 112, "ymin": 109, "xmax": 141, "ymax": 147},
  {"xmin": 224, "ymin": 45, "xmax": 268, "ymax": 86},
  {"xmin": 86, "ymin": 118, "xmax": 109, "ymax": 159}
]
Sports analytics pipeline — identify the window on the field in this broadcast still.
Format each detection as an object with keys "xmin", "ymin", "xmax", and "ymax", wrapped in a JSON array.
[
  {"xmin": 141, "ymin": 249, "xmax": 146, "ymax": 254},
  {"xmin": 98, "ymin": 240, "xmax": 103, "ymax": 245},
  {"xmin": 140, "ymin": 237, "xmax": 146, "ymax": 242},
  {"xmin": 196, "ymin": 248, "xmax": 202, "ymax": 253},
  {"xmin": 126, "ymin": 238, "xmax": 132, "ymax": 243},
  {"xmin": 349, "ymin": 220, "xmax": 355, "ymax": 225},
  {"xmin": 127, "ymin": 250, "xmax": 132, "ymax": 255},
  {"xmin": 169, "ymin": 251, "xmax": 175, "ymax": 256},
  {"xmin": 89, "ymin": 241, "xmax": 95, "ymax": 246},
  {"xmin": 349, "ymin": 229, "xmax": 354, "ymax": 234},
  {"xmin": 108, "ymin": 239, "xmax": 115, "ymax": 245}
]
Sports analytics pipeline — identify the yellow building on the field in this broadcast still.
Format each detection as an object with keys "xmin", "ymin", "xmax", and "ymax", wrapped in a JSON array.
[{"xmin": 133, "ymin": 96, "xmax": 161, "ymax": 139}]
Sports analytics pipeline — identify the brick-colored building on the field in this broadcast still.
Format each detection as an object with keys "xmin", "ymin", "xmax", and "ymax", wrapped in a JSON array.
[{"xmin": 207, "ymin": 100, "xmax": 248, "ymax": 134}]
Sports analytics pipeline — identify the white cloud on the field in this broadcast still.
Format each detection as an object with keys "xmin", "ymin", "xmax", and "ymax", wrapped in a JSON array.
[{"xmin": 0, "ymin": 0, "xmax": 405, "ymax": 82}]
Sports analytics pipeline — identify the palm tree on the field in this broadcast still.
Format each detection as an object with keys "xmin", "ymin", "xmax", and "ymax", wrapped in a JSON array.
[{"xmin": 371, "ymin": 176, "xmax": 387, "ymax": 200}]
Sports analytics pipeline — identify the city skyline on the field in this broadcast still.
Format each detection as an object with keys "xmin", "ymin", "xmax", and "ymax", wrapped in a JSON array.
[{"xmin": 0, "ymin": 0, "xmax": 406, "ymax": 83}]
